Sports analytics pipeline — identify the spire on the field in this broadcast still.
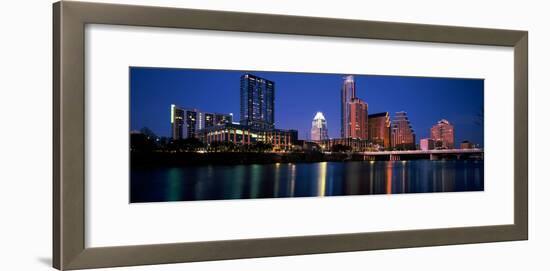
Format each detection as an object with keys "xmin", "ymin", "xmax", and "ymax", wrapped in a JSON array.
[
  {"xmin": 343, "ymin": 75, "xmax": 355, "ymax": 83},
  {"xmin": 313, "ymin": 111, "xmax": 326, "ymax": 121}
]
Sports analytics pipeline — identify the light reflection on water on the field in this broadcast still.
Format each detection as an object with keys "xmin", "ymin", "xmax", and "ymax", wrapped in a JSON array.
[
  {"xmin": 131, "ymin": 160, "xmax": 484, "ymax": 203},
  {"xmin": 317, "ymin": 162, "xmax": 327, "ymax": 196}
]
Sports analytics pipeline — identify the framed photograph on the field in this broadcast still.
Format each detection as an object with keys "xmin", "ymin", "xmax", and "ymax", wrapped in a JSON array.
[{"xmin": 53, "ymin": 1, "xmax": 528, "ymax": 270}]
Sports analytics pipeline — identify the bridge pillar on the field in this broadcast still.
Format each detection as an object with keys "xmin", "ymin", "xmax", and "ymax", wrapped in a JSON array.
[
  {"xmin": 390, "ymin": 154, "xmax": 400, "ymax": 161},
  {"xmin": 430, "ymin": 154, "xmax": 437, "ymax": 160}
]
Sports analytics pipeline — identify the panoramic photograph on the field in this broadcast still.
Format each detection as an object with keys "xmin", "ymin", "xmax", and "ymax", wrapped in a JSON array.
[{"xmin": 130, "ymin": 67, "xmax": 484, "ymax": 203}]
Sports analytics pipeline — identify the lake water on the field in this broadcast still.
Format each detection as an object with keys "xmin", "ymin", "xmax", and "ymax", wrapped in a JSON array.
[{"xmin": 130, "ymin": 160, "xmax": 484, "ymax": 203}]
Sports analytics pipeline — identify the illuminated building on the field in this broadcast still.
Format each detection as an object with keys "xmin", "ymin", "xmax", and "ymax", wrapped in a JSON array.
[
  {"xmin": 311, "ymin": 112, "xmax": 329, "ymax": 141},
  {"xmin": 197, "ymin": 123, "xmax": 294, "ymax": 151},
  {"xmin": 341, "ymin": 75, "xmax": 357, "ymax": 138},
  {"xmin": 240, "ymin": 73, "xmax": 275, "ymax": 130},
  {"xmin": 368, "ymin": 112, "xmax": 391, "ymax": 149},
  {"xmin": 430, "ymin": 119, "xmax": 455, "ymax": 149},
  {"xmin": 171, "ymin": 104, "xmax": 185, "ymax": 140},
  {"xmin": 194, "ymin": 73, "xmax": 296, "ymax": 151},
  {"xmin": 341, "ymin": 75, "xmax": 369, "ymax": 139},
  {"xmin": 205, "ymin": 112, "xmax": 233, "ymax": 127},
  {"xmin": 420, "ymin": 138, "xmax": 435, "ymax": 151},
  {"xmin": 349, "ymin": 98, "xmax": 368, "ymax": 139},
  {"xmin": 391, "ymin": 111, "xmax": 416, "ymax": 150},
  {"xmin": 170, "ymin": 104, "xmax": 232, "ymax": 140}
]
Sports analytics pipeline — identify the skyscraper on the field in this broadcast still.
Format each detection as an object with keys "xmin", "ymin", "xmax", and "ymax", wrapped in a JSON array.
[
  {"xmin": 431, "ymin": 119, "xmax": 455, "ymax": 149},
  {"xmin": 341, "ymin": 75, "xmax": 356, "ymax": 138},
  {"xmin": 349, "ymin": 98, "xmax": 368, "ymax": 139},
  {"xmin": 368, "ymin": 112, "xmax": 391, "ymax": 148},
  {"xmin": 185, "ymin": 109, "xmax": 198, "ymax": 138},
  {"xmin": 240, "ymin": 73, "xmax": 275, "ymax": 130},
  {"xmin": 311, "ymin": 111, "xmax": 329, "ymax": 141},
  {"xmin": 391, "ymin": 111, "xmax": 416, "ymax": 150},
  {"xmin": 171, "ymin": 104, "xmax": 184, "ymax": 140}
]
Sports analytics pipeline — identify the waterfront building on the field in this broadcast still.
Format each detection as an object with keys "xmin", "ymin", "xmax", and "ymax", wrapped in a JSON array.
[
  {"xmin": 195, "ymin": 73, "xmax": 298, "ymax": 151},
  {"xmin": 460, "ymin": 140, "xmax": 475, "ymax": 149},
  {"xmin": 430, "ymin": 119, "xmax": 455, "ymax": 149},
  {"xmin": 184, "ymin": 109, "xmax": 198, "ymax": 138},
  {"xmin": 368, "ymin": 112, "xmax": 391, "ymax": 149},
  {"xmin": 341, "ymin": 75, "xmax": 357, "ymax": 138},
  {"xmin": 240, "ymin": 73, "xmax": 275, "ymax": 130},
  {"xmin": 318, "ymin": 138, "xmax": 370, "ymax": 152},
  {"xmin": 294, "ymin": 140, "xmax": 321, "ymax": 152},
  {"xmin": 349, "ymin": 98, "xmax": 368, "ymax": 139},
  {"xmin": 171, "ymin": 104, "xmax": 185, "ymax": 140},
  {"xmin": 197, "ymin": 123, "xmax": 294, "ymax": 151},
  {"xmin": 420, "ymin": 138, "xmax": 435, "ymax": 151},
  {"xmin": 311, "ymin": 111, "xmax": 329, "ymax": 141},
  {"xmin": 170, "ymin": 104, "xmax": 232, "ymax": 140},
  {"xmin": 391, "ymin": 111, "xmax": 416, "ymax": 150}
]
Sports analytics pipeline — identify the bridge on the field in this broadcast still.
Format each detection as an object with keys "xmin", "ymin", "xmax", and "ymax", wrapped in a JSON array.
[{"xmin": 358, "ymin": 148, "xmax": 484, "ymax": 161}]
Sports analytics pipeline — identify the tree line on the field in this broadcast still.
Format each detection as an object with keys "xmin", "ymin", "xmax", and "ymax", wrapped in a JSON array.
[{"xmin": 131, "ymin": 128, "xmax": 273, "ymax": 153}]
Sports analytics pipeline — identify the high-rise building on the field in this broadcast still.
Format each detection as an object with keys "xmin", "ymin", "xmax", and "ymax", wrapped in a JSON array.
[
  {"xmin": 391, "ymin": 111, "xmax": 416, "ymax": 150},
  {"xmin": 341, "ymin": 75, "xmax": 357, "ymax": 138},
  {"xmin": 349, "ymin": 98, "xmax": 368, "ymax": 139},
  {"xmin": 171, "ymin": 104, "xmax": 185, "ymax": 140},
  {"xmin": 311, "ymin": 111, "xmax": 329, "ymax": 141},
  {"xmin": 430, "ymin": 119, "xmax": 455, "ymax": 149},
  {"xmin": 170, "ymin": 104, "xmax": 232, "ymax": 140},
  {"xmin": 368, "ymin": 112, "xmax": 391, "ymax": 149},
  {"xmin": 205, "ymin": 112, "xmax": 233, "ymax": 127},
  {"xmin": 184, "ymin": 109, "xmax": 198, "ymax": 138},
  {"xmin": 240, "ymin": 73, "xmax": 275, "ymax": 130}
]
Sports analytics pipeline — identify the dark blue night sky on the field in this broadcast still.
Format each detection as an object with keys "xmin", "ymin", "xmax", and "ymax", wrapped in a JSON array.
[{"xmin": 130, "ymin": 67, "xmax": 484, "ymax": 146}]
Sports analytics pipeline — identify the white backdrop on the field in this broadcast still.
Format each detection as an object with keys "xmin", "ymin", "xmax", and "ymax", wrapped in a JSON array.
[{"xmin": 0, "ymin": 0, "xmax": 547, "ymax": 270}]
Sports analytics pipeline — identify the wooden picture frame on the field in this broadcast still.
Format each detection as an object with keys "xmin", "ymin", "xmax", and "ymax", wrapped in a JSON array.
[{"xmin": 53, "ymin": 1, "xmax": 528, "ymax": 270}]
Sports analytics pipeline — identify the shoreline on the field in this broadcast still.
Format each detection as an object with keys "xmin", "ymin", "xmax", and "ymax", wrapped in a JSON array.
[{"xmin": 131, "ymin": 151, "xmax": 483, "ymax": 168}]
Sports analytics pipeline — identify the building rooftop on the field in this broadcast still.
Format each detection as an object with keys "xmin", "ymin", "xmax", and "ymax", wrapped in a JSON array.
[
  {"xmin": 368, "ymin": 112, "xmax": 389, "ymax": 118},
  {"xmin": 313, "ymin": 111, "xmax": 326, "ymax": 121}
]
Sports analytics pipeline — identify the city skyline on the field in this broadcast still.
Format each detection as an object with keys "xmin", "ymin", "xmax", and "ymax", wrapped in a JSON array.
[{"xmin": 130, "ymin": 67, "xmax": 484, "ymax": 147}]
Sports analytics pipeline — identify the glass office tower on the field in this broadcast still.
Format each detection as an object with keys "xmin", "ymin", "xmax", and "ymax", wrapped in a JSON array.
[
  {"xmin": 240, "ymin": 73, "xmax": 275, "ymax": 130},
  {"xmin": 341, "ymin": 75, "xmax": 356, "ymax": 138}
]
